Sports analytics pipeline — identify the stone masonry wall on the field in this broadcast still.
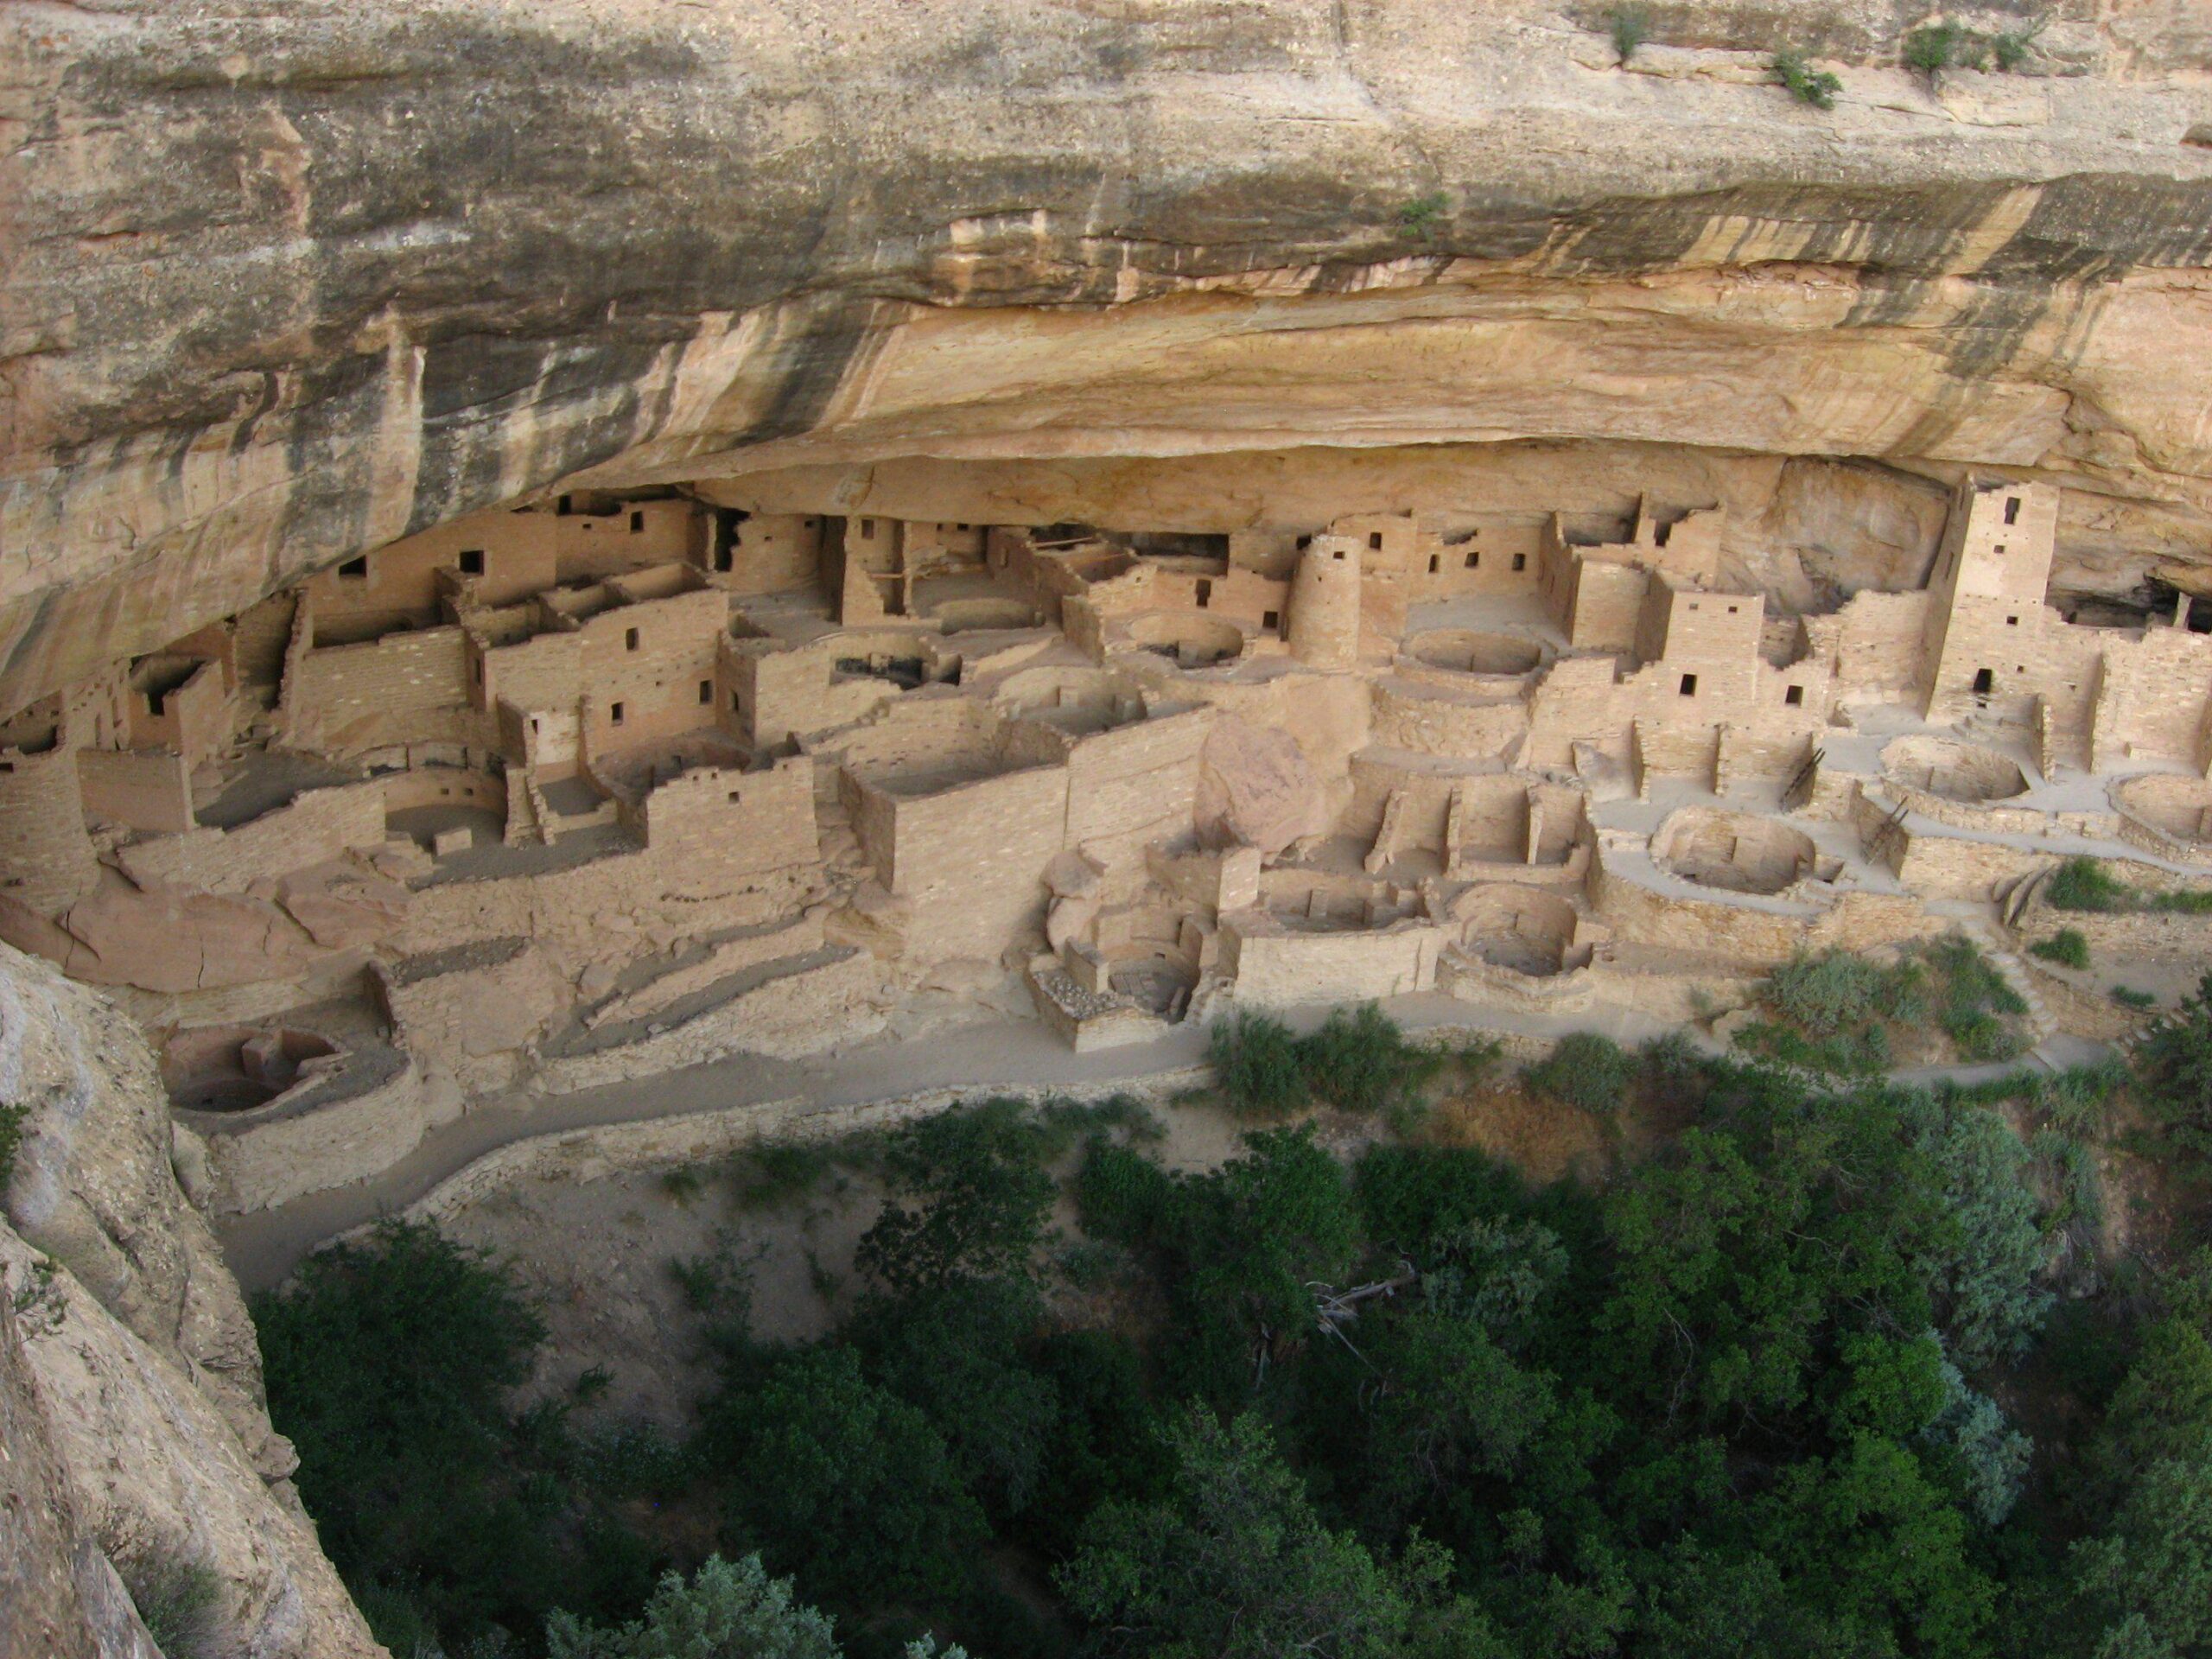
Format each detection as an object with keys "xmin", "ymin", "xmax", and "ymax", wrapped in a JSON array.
[{"xmin": 118, "ymin": 781, "xmax": 388, "ymax": 893}]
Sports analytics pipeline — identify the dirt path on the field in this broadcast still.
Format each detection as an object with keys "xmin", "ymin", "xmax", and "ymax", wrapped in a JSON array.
[
  {"xmin": 215, "ymin": 992, "xmax": 1694, "ymax": 1291},
  {"xmin": 214, "ymin": 988, "xmax": 2111, "ymax": 1294}
]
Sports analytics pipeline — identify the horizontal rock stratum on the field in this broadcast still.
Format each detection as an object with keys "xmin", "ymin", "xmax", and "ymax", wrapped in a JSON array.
[{"xmin": 3, "ymin": 0, "xmax": 2210, "ymax": 720}]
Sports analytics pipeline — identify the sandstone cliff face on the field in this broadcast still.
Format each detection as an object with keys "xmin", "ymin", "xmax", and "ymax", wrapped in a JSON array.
[
  {"xmin": 0, "ymin": 944, "xmax": 384, "ymax": 1659},
  {"xmin": 3, "ymin": 1, "xmax": 2210, "ymax": 716}
]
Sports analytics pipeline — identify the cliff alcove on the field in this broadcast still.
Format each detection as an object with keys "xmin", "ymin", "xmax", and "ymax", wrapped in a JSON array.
[{"xmin": 5, "ymin": 2, "xmax": 2212, "ymax": 1656}]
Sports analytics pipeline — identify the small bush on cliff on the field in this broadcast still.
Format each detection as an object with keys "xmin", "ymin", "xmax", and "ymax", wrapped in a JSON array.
[
  {"xmin": 121, "ymin": 1548, "xmax": 224, "ymax": 1659},
  {"xmin": 1396, "ymin": 193, "xmax": 1447, "ymax": 242},
  {"xmin": 0, "ymin": 1096, "xmax": 26, "ymax": 1192},
  {"xmin": 1773, "ymin": 48, "xmax": 1842, "ymax": 108},
  {"xmin": 1904, "ymin": 22, "xmax": 1970, "ymax": 76},
  {"xmin": 1608, "ymin": 4, "xmax": 1650, "ymax": 60}
]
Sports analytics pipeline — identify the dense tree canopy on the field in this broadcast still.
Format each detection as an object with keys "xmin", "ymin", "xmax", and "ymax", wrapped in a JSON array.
[{"xmin": 257, "ymin": 1017, "xmax": 2209, "ymax": 1659}]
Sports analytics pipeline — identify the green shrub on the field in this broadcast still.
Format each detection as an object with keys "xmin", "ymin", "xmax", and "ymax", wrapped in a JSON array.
[
  {"xmin": 1991, "ymin": 26, "xmax": 2038, "ymax": 70},
  {"xmin": 2151, "ymin": 887, "xmax": 2212, "ymax": 915},
  {"xmin": 2045, "ymin": 1058, "xmax": 2131, "ymax": 1136},
  {"xmin": 1208, "ymin": 1011, "xmax": 1308, "ymax": 1117},
  {"xmin": 1396, "ymin": 193, "xmax": 1446, "ymax": 241},
  {"xmin": 658, "ymin": 1164, "xmax": 709, "ymax": 1205},
  {"xmin": 1764, "ymin": 950, "xmax": 1919, "ymax": 1036},
  {"xmin": 0, "ymin": 1097, "xmax": 26, "ymax": 1192},
  {"xmin": 1608, "ymin": 3, "xmax": 1650, "ymax": 60},
  {"xmin": 122, "ymin": 1549, "xmax": 224, "ymax": 1659},
  {"xmin": 2050, "ymin": 856, "xmax": 2130, "ymax": 912},
  {"xmin": 1774, "ymin": 48, "xmax": 1842, "ymax": 107},
  {"xmin": 2031, "ymin": 928, "xmax": 2091, "ymax": 970},
  {"xmin": 727, "ymin": 1141, "xmax": 836, "ymax": 1211},
  {"xmin": 1296, "ymin": 1001, "xmax": 1443, "ymax": 1123},
  {"xmin": 2114, "ymin": 986, "xmax": 2158, "ymax": 1011},
  {"xmin": 1523, "ymin": 1031, "xmax": 1637, "ymax": 1114},
  {"xmin": 1903, "ymin": 23, "xmax": 1963, "ymax": 76}
]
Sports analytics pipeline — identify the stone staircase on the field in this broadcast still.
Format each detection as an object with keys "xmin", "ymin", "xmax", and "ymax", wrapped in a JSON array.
[{"xmin": 1931, "ymin": 900, "xmax": 2056, "ymax": 1051}]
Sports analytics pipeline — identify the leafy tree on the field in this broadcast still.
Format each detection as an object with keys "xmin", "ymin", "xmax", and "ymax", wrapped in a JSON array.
[
  {"xmin": 253, "ymin": 1221, "xmax": 652, "ymax": 1648},
  {"xmin": 2133, "ymin": 975, "xmax": 2212, "ymax": 1168},
  {"xmin": 846, "ymin": 1276, "xmax": 1060, "ymax": 1519},
  {"xmin": 1755, "ymin": 1433, "xmax": 1996, "ymax": 1656},
  {"xmin": 713, "ymin": 1347, "xmax": 988, "ymax": 1607},
  {"xmin": 1910, "ymin": 1096, "xmax": 2053, "ymax": 1369},
  {"xmin": 1056, "ymin": 1408, "xmax": 1470, "ymax": 1659},
  {"xmin": 855, "ymin": 1101, "xmax": 1056, "ymax": 1291},
  {"xmin": 548, "ymin": 1554, "xmax": 973, "ymax": 1659},
  {"xmin": 548, "ymin": 1554, "xmax": 842, "ymax": 1659},
  {"xmin": 2071, "ymin": 1444, "xmax": 2212, "ymax": 1659}
]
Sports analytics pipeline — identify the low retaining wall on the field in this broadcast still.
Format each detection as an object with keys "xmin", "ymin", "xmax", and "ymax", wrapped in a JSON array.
[
  {"xmin": 398, "ymin": 1066, "xmax": 1218, "ymax": 1225},
  {"xmin": 534, "ymin": 949, "xmax": 884, "ymax": 1094},
  {"xmin": 200, "ymin": 1058, "xmax": 432, "ymax": 1214}
]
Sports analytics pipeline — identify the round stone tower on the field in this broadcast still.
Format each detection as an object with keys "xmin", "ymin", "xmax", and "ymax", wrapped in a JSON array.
[{"xmin": 1287, "ymin": 535, "xmax": 1362, "ymax": 671}]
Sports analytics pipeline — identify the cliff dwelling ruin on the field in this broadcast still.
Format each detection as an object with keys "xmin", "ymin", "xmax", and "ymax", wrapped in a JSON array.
[{"xmin": 5, "ymin": 467, "xmax": 2212, "ymax": 1217}]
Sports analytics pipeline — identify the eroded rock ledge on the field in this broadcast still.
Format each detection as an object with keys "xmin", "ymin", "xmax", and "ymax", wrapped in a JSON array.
[{"xmin": 3, "ymin": 0, "xmax": 2210, "ymax": 718}]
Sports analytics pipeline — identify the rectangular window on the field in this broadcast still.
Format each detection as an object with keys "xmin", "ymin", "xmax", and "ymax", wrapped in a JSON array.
[
  {"xmin": 337, "ymin": 556, "xmax": 368, "ymax": 580},
  {"xmin": 1262, "ymin": 610, "xmax": 1280, "ymax": 631},
  {"xmin": 1465, "ymin": 551, "xmax": 1479, "ymax": 569},
  {"xmin": 1679, "ymin": 674, "xmax": 1697, "ymax": 696},
  {"xmin": 625, "ymin": 627, "xmax": 640, "ymax": 652},
  {"xmin": 732, "ymin": 691, "xmax": 742, "ymax": 710},
  {"xmin": 630, "ymin": 510, "xmax": 645, "ymax": 532},
  {"xmin": 1784, "ymin": 684, "xmax": 1803, "ymax": 706},
  {"xmin": 1195, "ymin": 579, "xmax": 1212, "ymax": 609},
  {"xmin": 610, "ymin": 702, "xmax": 626, "ymax": 726},
  {"xmin": 2005, "ymin": 497, "xmax": 2021, "ymax": 524},
  {"xmin": 1972, "ymin": 668, "xmax": 1994, "ymax": 696},
  {"xmin": 1726, "ymin": 605, "xmax": 1738, "ymax": 614},
  {"xmin": 458, "ymin": 549, "xmax": 484, "ymax": 575},
  {"xmin": 1511, "ymin": 553, "xmax": 1527, "ymax": 572},
  {"xmin": 1427, "ymin": 555, "xmax": 1440, "ymax": 574},
  {"xmin": 699, "ymin": 679, "xmax": 712, "ymax": 704},
  {"xmin": 1993, "ymin": 543, "xmax": 2006, "ymax": 557},
  {"xmin": 1368, "ymin": 532, "xmax": 1383, "ymax": 550},
  {"xmin": 728, "ymin": 790, "xmax": 743, "ymax": 804},
  {"xmin": 2006, "ymin": 615, "xmax": 2019, "ymax": 626},
  {"xmin": 1332, "ymin": 550, "xmax": 1345, "ymax": 561}
]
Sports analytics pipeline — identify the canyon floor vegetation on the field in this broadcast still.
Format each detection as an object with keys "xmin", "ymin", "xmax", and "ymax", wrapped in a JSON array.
[{"xmin": 255, "ymin": 974, "xmax": 2212, "ymax": 1659}]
